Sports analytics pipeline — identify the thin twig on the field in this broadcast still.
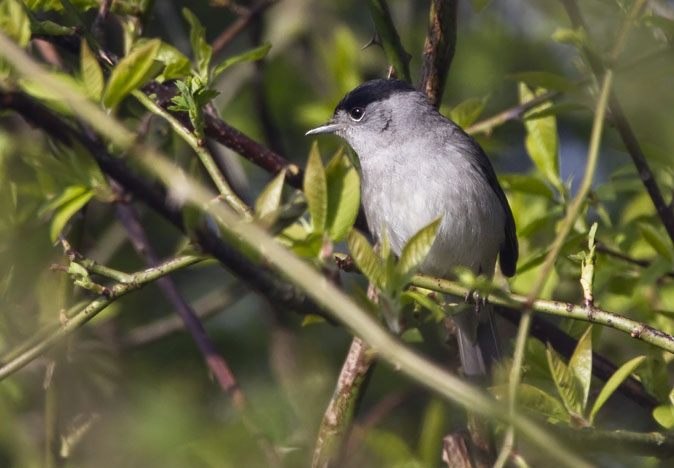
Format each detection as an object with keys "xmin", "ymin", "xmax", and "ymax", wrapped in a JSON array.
[
  {"xmin": 92, "ymin": 0, "xmax": 112, "ymax": 42},
  {"xmin": 418, "ymin": 0, "xmax": 458, "ymax": 107},
  {"xmin": 366, "ymin": 0, "xmax": 412, "ymax": 82},
  {"xmin": 211, "ymin": 0, "xmax": 279, "ymax": 54}
]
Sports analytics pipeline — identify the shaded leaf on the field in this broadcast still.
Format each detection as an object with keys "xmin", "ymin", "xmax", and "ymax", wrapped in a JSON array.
[
  {"xmin": 499, "ymin": 174, "xmax": 555, "ymax": 200},
  {"xmin": 547, "ymin": 343, "xmax": 583, "ymax": 416},
  {"xmin": 103, "ymin": 39, "xmax": 160, "ymax": 107},
  {"xmin": 491, "ymin": 383, "xmax": 570, "ymax": 423},
  {"xmin": 183, "ymin": 8, "xmax": 211, "ymax": 81},
  {"xmin": 346, "ymin": 229, "xmax": 383, "ymax": 286},
  {"xmin": 401, "ymin": 290, "xmax": 446, "ymax": 321},
  {"xmin": 448, "ymin": 96, "xmax": 488, "ymax": 128},
  {"xmin": 396, "ymin": 217, "xmax": 441, "ymax": 283},
  {"xmin": 304, "ymin": 142, "xmax": 327, "ymax": 234},
  {"xmin": 590, "ymin": 356, "xmax": 646, "ymax": 423},
  {"xmin": 568, "ymin": 326, "xmax": 593, "ymax": 412},
  {"xmin": 418, "ymin": 398, "xmax": 445, "ymax": 466},
  {"xmin": 213, "ymin": 42, "xmax": 272, "ymax": 79},
  {"xmin": 80, "ymin": 39, "xmax": 103, "ymax": 101},
  {"xmin": 509, "ymin": 71, "xmax": 579, "ymax": 93},
  {"xmin": 401, "ymin": 327, "xmax": 423, "ymax": 343},
  {"xmin": 638, "ymin": 222, "xmax": 674, "ymax": 263},
  {"xmin": 325, "ymin": 149, "xmax": 360, "ymax": 241}
]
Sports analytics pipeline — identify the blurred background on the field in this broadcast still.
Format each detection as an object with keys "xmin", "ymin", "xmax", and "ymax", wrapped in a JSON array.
[{"xmin": 1, "ymin": 0, "xmax": 674, "ymax": 466}]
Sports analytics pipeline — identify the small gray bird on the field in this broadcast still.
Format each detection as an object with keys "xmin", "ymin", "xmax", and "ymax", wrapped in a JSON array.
[{"xmin": 306, "ymin": 79, "xmax": 518, "ymax": 377}]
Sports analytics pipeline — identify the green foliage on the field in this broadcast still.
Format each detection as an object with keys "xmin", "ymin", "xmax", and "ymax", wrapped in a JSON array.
[
  {"xmin": 447, "ymin": 95, "xmax": 489, "ymax": 128},
  {"xmin": 80, "ymin": 39, "xmax": 103, "ymax": 101},
  {"xmin": 103, "ymin": 39, "xmax": 160, "ymax": 108},
  {"xmin": 0, "ymin": 0, "xmax": 30, "ymax": 47}
]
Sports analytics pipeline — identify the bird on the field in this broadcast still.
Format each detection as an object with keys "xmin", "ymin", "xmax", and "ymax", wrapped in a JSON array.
[{"xmin": 306, "ymin": 78, "xmax": 518, "ymax": 378}]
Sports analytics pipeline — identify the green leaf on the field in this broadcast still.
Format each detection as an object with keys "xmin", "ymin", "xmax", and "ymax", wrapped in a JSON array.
[
  {"xmin": 346, "ymin": 229, "xmax": 383, "ymax": 286},
  {"xmin": 590, "ymin": 355, "xmax": 646, "ymax": 424},
  {"xmin": 448, "ymin": 96, "xmax": 488, "ymax": 128},
  {"xmin": 396, "ymin": 217, "xmax": 441, "ymax": 283},
  {"xmin": 520, "ymin": 83, "xmax": 563, "ymax": 195},
  {"xmin": 147, "ymin": 40, "xmax": 191, "ymax": 82},
  {"xmin": 304, "ymin": 142, "xmax": 328, "ymax": 234},
  {"xmin": 638, "ymin": 222, "xmax": 674, "ymax": 263},
  {"xmin": 547, "ymin": 343, "xmax": 583, "ymax": 416},
  {"xmin": 213, "ymin": 42, "xmax": 272, "ymax": 79},
  {"xmin": 30, "ymin": 19, "xmax": 73, "ymax": 35},
  {"xmin": 418, "ymin": 398, "xmax": 445, "ymax": 466},
  {"xmin": 401, "ymin": 327, "xmax": 423, "ymax": 343},
  {"xmin": 182, "ymin": 8, "xmax": 212, "ymax": 81},
  {"xmin": 39, "ymin": 184, "xmax": 89, "ymax": 217},
  {"xmin": 509, "ymin": 71, "xmax": 579, "ymax": 93},
  {"xmin": 49, "ymin": 189, "xmax": 94, "ymax": 242},
  {"xmin": 325, "ymin": 149, "xmax": 360, "ymax": 241},
  {"xmin": 255, "ymin": 169, "xmax": 286, "ymax": 227},
  {"xmin": 0, "ymin": 0, "xmax": 31, "ymax": 47},
  {"xmin": 653, "ymin": 404, "xmax": 674, "ymax": 429},
  {"xmin": 499, "ymin": 174, "xmax": 554, "ymax": 200},
  {"xmin": 568, "ymin": 326, "xmax": 593, "ymax": 412},
  {"xmin": 401, "ymin": 290, "xmax": 446, "ymax": 321},
  {"xmin": 491, "ymin": 383, "xmax": 570, "ymax": 423},
  {"xmin": 551, "ymin": 27, "xmax": 588, "ymax": 49},
  {"xmin": 80, "ymin": 39, "xmax": 103, "ymax": 101},
  {"xmin": 103, "ymin": 39, "xmax": 160, "ymax": 108}
]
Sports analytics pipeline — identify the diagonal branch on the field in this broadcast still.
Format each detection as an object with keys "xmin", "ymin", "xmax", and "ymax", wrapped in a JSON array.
[{"xmin": 366, "ymin": 0, "xmax": 412, "ymax": 82}]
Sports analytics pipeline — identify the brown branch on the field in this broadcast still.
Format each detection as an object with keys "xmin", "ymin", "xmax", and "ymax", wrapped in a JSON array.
[
  {"xmin": 596, "ymin": 242, "xmax": 674, "ymax": 280},
  {"xmin": 211, "ymin": 0, "xmax": 279, "ymax": 54},
  {"xmin": 418, "ymin": 0, "xmax": 458, "ymax": 107},
  {"xmin": 559, "ymin": 0, "xmax": 674, "ymax": 245},
  {"xmin": 92, "ymin": 0, "xmax": 112, "ymax": 42}
]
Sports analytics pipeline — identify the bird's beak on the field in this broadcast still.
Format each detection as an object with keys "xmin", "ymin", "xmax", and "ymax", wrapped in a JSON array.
[{"xmin": 305, "ymin": 121, "xmax": 341, "ymax": 136}]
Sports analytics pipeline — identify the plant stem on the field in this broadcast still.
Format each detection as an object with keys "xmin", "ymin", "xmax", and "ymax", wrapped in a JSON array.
[
  {"xmin": 366, "ymin": 0, "xmax": 411, "ymax": 82},
  {"xmin": 131, "ymin": 90, "xmax": 253, "ymax": 219}
]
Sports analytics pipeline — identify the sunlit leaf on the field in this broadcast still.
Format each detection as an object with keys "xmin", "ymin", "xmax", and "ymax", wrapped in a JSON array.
[
  {"xmin": 213, "ymin": 42, "xmax": 272, "ymax": 79},
  {"xmin": 103, "ymin": 39, "xmax": 160, "ymax": 108},
  {"xmin": 653, "ymin": 404, "xmax": 674, "ymax": 429},
  {"xmin": 590, "ymin": 355, "xmax": 646, "ymax": 423},
  {"xmin": 396, "ymin": 217, "xmax": 441, "ymax": 283},
  {"xmin": 546, "ymin": 343, "xmax": 583, "ymax": 416},
  {"xmin": 520, "ymin": 83, "xmax": 563, "ymax": 195},
  {"xmin": 80, "ymin": 39, "xmax": 103, "ymax": 101},
  {"xmin": 346, "ymin": 229, "xmax": 383, "ymax": 286},
  {"xmin": 325, "ymin": 149, "xmax": 360, "ymax": 241},
  {"xmin": 448, "ymin": 96, "xmax": 488, "ymax": 128},
  {"xmin": 255, "ymin": 169, "xmax": 286, "ymax": 226},
  {"xmin": 568, "ymin": 326, "xmax": 592, "ymax": 412},
  {"xmin": 0, "ymin": 0, "xmax": 31, "ymax": 47},
  {"xmin": 304, "ymin": 142, "xmax": 327, "ymax": 234},
  {"xmin": 49, "ymin": 189, "xmax": 94, "ymax": 242}
]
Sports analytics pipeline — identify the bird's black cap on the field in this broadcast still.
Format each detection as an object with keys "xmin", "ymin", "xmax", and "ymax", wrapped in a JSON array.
[{"xmin": 335, "ymin": 79, "xmax": 416, "ymax": 112}]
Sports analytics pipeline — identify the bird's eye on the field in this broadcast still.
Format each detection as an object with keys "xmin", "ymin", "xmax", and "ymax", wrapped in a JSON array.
[{"xmin": 349, "ymin": 107, "xmax": 364, "ymax": 121}]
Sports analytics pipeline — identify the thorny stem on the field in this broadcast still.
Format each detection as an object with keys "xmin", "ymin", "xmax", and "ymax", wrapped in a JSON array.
[{"xmin": 366, "ymin": 0, "xmax": 412, "ymax": 82}]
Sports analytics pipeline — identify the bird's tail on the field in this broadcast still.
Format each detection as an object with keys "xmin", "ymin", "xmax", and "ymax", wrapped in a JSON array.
[{"xmin": 454, "ymin": 304, "xmax": 500, "ymax": 379}]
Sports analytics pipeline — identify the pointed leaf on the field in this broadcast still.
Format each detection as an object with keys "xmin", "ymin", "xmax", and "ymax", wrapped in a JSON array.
[
  {"xmin": 182, "ymin": 8, "xmax": 212, "ymax": 81},
  {"xmin": 304, "ymin": 142, "xmax": 327, "ymax": 233},
  {"xmin": 80, "ymin": 39, "xmax": 103, "ymax": 101},
  {"xmin": 653, "ymin": 405, "xmax": 674, "ymax": 429},
  {"xmin": 49, "ymin": 190, "xmax": 94, "ymax": 242},
  {"xmin": 448, "ymin": 96, "xmax": 488, "ymax": 128},
  {"xmin": 255, "ymin": 169, "xmax": 286, "ymax": 221},
  {"xmin": 546, "ymin": 343, "xmax": 583, "ymax": 415},
  {"xmin": 325, "ymin": 149, "xmax": 360, "ymax": 241},
  {"xmin": 103, "ymin": 39, "xmax": 160, "ymax": 107},
  {"xmin": 396, "ymin": 217, "xmax": 441, "ymax": 281},
  {"xmin": 499, "ymin": 174, "xmax": 554, "ymax": 200},
  {"xmin": 346, "ymin": 229, "xmax": 383, "ymax": 286},
  {"xmin": 519, "ymin": 83, "xmax": 562, "ymax": 194},
  {"xmin": 590, "ymin": 355, "xmax": 646, "ymax": 423},
  {"xmin": 213, "ymin": 42, "xmax": 272, "ymax": 79},
  {"xmin": 638, "ymin": 222, "xmax": 674, "ymax": 263},
  {"xmin": 568, "ymin": 326, "xmax": 593, "ymax": 412},
  {"xmin": 491, "ymin": 383, "xmax": 570, "ymax": 423}
]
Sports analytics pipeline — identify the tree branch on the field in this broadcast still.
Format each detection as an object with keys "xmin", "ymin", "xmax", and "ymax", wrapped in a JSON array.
[
  {"xmin": 418, "ymin": 0, "xmax": 458, "ymax": 107},
  {"xmin": 366, "ymin": 0, "xmax": 412, "ymax": 82}
]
